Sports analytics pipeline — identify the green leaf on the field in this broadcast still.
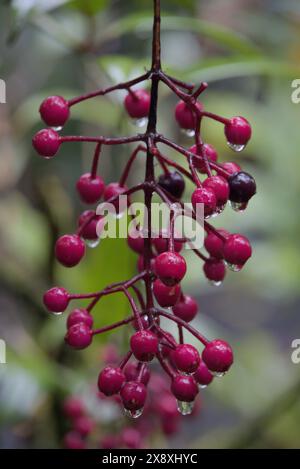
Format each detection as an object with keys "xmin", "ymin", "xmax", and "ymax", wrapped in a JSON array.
[
  {"xmin": 181, "ymin": 56, "xmax": 300, "ymax": 82},
  {"xmin": 99, "ymin": 13, "xmax": 260, "ymax": 56},
  {"xmin": 68, "ymin": 0, "xmax": 109, "ymax": 15}
]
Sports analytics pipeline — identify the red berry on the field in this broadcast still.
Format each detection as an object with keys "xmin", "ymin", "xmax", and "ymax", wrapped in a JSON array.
[
  {"xmin": 153, "ymin": 279, "xmax": 181, "ymax": 307},
  {"xmin": 55, "ymin": 234, "xmax": 85, "ymax": 267},
  {"xmin": 63, "ymin": 431, "xmax": 85, "ymax": 449},
  {"xmin": 120, "ymin": 381, "xmax": 147, "ymax": 411},
  {"xmin": 43, "ymin": 286, "xmax": 69, "ymax": 313},
  {"xmin": 156, "ymin": 394, "xmax": 178, "ymax": 420},
  {"xmin": 155, "ymin": 251, "xmax": 186, "ymax": 286},
  {"xmin": 100, "ymin": 435, "xmax": 119, "ymax": 449},
  {"xmin": 220, "ymin": 161, "xmax": 241, "ymax": 175},
  {"xmin": 153, "ymin": 230, "xmax": 183, "ymax": 254},
  {"xmin": 98, "ymin": 366, "xmax": 125, "ymax": 396},
  {"xmin": 157, "ymin": 171, "xmax": 185, "ymax": 199},
  {"xmin": 175, "ymin": 100, "xmax": 203, "ymax": 129},
  {"xmin": 103, "ymin": 182, "xmax": 128, "ymax": 214},
  {"xmin": 121, "ymin": 427, "xmax": 142, "ymax": 449},
  {"xmin": 191, "ymin": 186, "xmax": 216, "ymax": 218},
  {"xmin": 173, "ymin": 295, "xmax": 198, "ymax": 322},
  {"xmin": 203, "ymin": 175, "xmax": 229, "ymax": 207},
  {"xmin": 189, "ymin": 143, "xmax": 218, "ymax": 173},
  {"xmin": 194, "ymin": 360, "xmax": 214, "ymax": 386},
  {"xmin": 76, "ymin": 173, "xmax": 105, "ymax": 204},
  {"xmin": 130, "ymin": 330, "xmax": 158, "ymax": 362},
  {"xmin": 124, "ymin": 362, "xmax": 150, "ymax": 385},
  {"xmin": 171, "ymin": 375, "xmax": 199, "ymax": 402},
  {"xmin": 204, "ymin": 229, "xmax": 229, "ymax": 259},
  {"xmin": 78, "ymin": 210, "xmax": 102, "ymax": 240},
  {"xmin": 124, "ymin": 89, "xmax": 150, "ymax": 119},
  {"xmin": 172, "ymin": 344, "xmax": 200, "ymax": 374},
  {"xmin": 65, "ymin": 323, "xmax": 92, "ymax": 349},
  {"xmin": 228, "ymin": 171, "xmax": 256, "ymax": 203},
  {"xmin": 160, "ymin": 332, "xmax": 176, "ymax": 358},
  {"xmin": 203, "ymin": 258, "xmax": 226, "ymax": 283},
  {"xmin": 39, "ymin": 95, "xmax": 69, "ymax": 127},
  {"xmin": 128, "ymin": 230, "xmax": 144, "ymax": 254},
  {"xmin": 32, "ymin": 128, "xmax": 60, "ymax": 157},
  {"xmin": 137, "ymin": 255, "xmax": 156, "ymax": 273},
  {"xmin": 202, "ymin": 339, "xmax": 233, "ymax": 373},
  {"xmin": 224, "ymin": 116, "xmax": 252, "ymax": 147},
  {"xmin": 67, "ymin": 308, "xmax": 93, "ymax": 329},
  {"xmin": 63, "ymin": 396, "xmax": 85, "ymax": 419},
  {"xmin": 223, "ymin": 234, "xmax": 252, "ymax": 266},
  {"xmin": 162, "ymin": 419, "xmax": 179, "ymax": 436},
  {"xmin": 73, "ymin": 416, "xmax": 94, "ymax": 436}
]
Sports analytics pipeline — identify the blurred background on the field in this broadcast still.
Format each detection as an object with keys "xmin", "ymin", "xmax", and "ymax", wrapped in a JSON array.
[{"xmin": 0, "ymin": 0, "xmax": 300, "ymax": 449}]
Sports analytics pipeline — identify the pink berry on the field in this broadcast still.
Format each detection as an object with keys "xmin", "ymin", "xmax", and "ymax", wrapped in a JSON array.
[
  {"xmin": 203, "ymin": 258, "xmax": 226, "ymax": 282},
  {"xmin": 162, "ymin": 419, "xmax": 179, "ymax": 436},
  {"xmin": 43, "ymin": 286, "xmax": 69, "ymax": 313},
  {"xmin": 100, "ymin": 435, "xmax": 119, "ymax": 449},
  {"xmin": 173, "ymin": 295, "xmax": 198, "ymax": 322},
  {"xmin": 128, "ymin": 230, "xmax": 145, "ymax": 254},
  {"xmin": 65, "ymin": 323, "xmax": 92, "ymax": 349},
  {"xmin": 103, "ymin": 182, "xmax": 128, "ymax": 214},
  {"xmin": 67, "ymin": 308, "xmax": 93, "ymax": 329},
  {"xmin": 124, "ymin": 89, "xmax": 151, "ymax": 119},
  {"xmin": 189, "ymin": 143, "xmax": 218, "ymax": 173},
  {"xmin": 120, "ymin": 381, "xmax": 147, "ymax": 411},
  {"xmin": 223, "ymin": 233, "xmax": 252, "ymax": 266},
  {"xmin": 55, "ymin": 234, "xmax": 85, "ymax": 267},
  {"xmin": 171, "ymin": 375, "xmax": 199, "ymax": 402},
  {"xmin": 160, "ymin": 332, "xmax": 176, "ymax": 358},
  {"xmin": 32, "ymin": 128, "xmax": 60, "ymax": 157},
  {"xmin": 76, "ymin": 173, "xmax": 105, "ymax": 204},
  {"xmin": 155, "ymin": 251, "xmax": 186, "ymax": 286},
  {"xmin": 124, "ymin": 362, "xmax": 150, "ymax": 385},
  {"xmin": 220, "ymin": 161, "xmax": 241, "ymax": 176},
  {"xmin": 203, "ymin": 175, "xmax": 229, "ymax": 207},
  {"xmin": 204, "ymin": 229, "xmax": 230, "ymax": 259},
  {"xmin": 202, "ymin": 339, "xmax": 233, "ymax": 373},
  {"xmin": 121, "ymin": 427, "xmax": 142, "ymax": 449},
  {"xmin": 39, "ymin": 95, "xmax": 69, "ymax": 127},
  {"xmin": 130, "ymin": 330, "xmax": 158, "ymax": 362},
  {"xmin": 224, "ymin": 116, "xmax": 252, "ymax": 147},
  {"xmin": 63, "ymin": 396, "xmax": 85, "ymax": 419},
  {"xmin": 78, "ymin": 210, "xmax": 101, "ymax": 240},
  {"xmin": 156, "ymin": 394, "xmax": 178, "ymax": 420},
  {"xmin": 172, "ymin": 344, "xmax": 200, "ymax": 374},
  {"xmin": 191, "ymin": 186, "xmax": 217, "ymax": 218},
  {"xmin": 73, "ymin": 416, "xmax": 94, "ymax": 436},
  {"xmin": 175, "ymin": 100, "xmax": 203, "ymax": 129},
  {"xmin": 153, "ymin": 279, "xmax": 181, "ymax": 307},
  {"xmin": 63, "ymin": 431, "xmax": 85, "ymax": 449},
  {"xmin": 98, "ymin": 366, "xmax": 125, "ymax": 396},
  {"xmin": 194, "ymin": 360, "xmax": 214, "ymax": 386}
]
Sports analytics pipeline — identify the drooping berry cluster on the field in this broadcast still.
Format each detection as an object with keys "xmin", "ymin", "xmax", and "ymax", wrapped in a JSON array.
[
  {"xmin": 34, "ymin": 0, "xmax": 256, "ymax": 420},
  {"xmin": 62, "ymin": 346, "xmax": 200, "ymax": 449}
]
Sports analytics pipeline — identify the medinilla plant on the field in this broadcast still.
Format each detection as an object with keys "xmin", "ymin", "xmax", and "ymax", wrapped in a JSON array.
[{"xmin": 32, "ymin": 0, "xmax": 256, "ymax": 421}]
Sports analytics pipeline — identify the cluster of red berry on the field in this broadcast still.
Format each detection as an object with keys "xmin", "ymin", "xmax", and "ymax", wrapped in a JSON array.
[
  {"xmin": 63, "ymin": 346, "xmax": 200, "ymax": 449},
  {"xmin": 32, "ymin": 0, "xmax": 256, "ymax": 423}
]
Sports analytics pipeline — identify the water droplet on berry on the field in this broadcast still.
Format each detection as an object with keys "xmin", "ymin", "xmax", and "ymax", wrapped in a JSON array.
[
  {"xmin": 199, "ymin": 384, "xmax": 207, "ymax": 389},
  {"xmin": 211, "ymin": 371, "xmax": 226, "ymax": 378},
  {"xmin": 177, "ymin": 400, "xmax": 194, "ymax": 415},
  {"xmin": 51, "ymin": 126, "xmax": 63, "ymax": 132},
  {"xmin": 52, "ymin": 311, "xmax": 63, "ymax": 316},
  {"xmin": 216, "ymin": 203, "xmax": 226, "ymax": 215},
  {"xmin": 124, "ymin": 408, "xmax": 144, "ymax": 419},
  {"xmin": 227, "ymin": 142, "xmax": 245, "ymax": 152},
  {"xmin": 209, "ymin": 280, "xmax": 223, "ymax": 287},
  {"xmin": 133, "ymin": 117, "xmax": 148, "ymax": 128},
  {"xmin": 230, "ymin": 201, "xmax": 248, "ymax": 212},
  {"xmin": 181, "ymin": 128, "xmax": 195, "ymax": 138},
  {"xmin": 85, "ymin": 238, "xmax": 100, "ymax": 249},
  {"xmin": 225, "ymin": 261, "xmax": 242, "ymax": 272}
]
